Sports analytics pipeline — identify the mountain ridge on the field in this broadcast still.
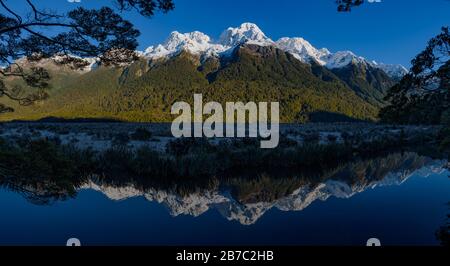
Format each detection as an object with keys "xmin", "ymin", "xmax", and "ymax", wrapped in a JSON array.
[
  {"xmin": 140, "ymin": 22, "xmax": 408, "ymax": 79},
  {"xmin": 29, "ymin": 22, "xmax": 405, "ymax": 79}
]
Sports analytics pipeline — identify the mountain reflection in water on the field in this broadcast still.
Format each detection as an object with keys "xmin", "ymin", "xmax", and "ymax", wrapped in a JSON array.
[{"xmin": 1, "ymin": 152, "xmax": 447, "ymax": 225}]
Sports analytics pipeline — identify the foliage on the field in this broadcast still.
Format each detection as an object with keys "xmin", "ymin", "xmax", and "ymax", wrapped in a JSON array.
[
  {"xmin": 336, "ymin": 0, "xmax": 364, "ymax": 12},
  {"xmin": 439, "ymin": 126, "xmax": 450, "ymax": 151},
  {"xmin": 130, "ymin": 127, "xmax": 153, "ymax": 141},
  {"xmin": 436, "ymin": 204, "xmax": 450, "ymax": 246},
  {"xmin": 0, "ymin": 0, "xmax": 174, "ymax": 113},
  {"xmin": 380, "ymin": 27, "xmax": 449, "ymax": 125},
  {"xmin": 330, "ymin": 62, "xmax": 395, "ymax": 107}
]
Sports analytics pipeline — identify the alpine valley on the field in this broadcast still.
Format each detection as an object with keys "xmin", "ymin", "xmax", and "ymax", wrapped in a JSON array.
[{"xmin": 0, "ymin": 23, "xmax": 408, "ymax": 123}]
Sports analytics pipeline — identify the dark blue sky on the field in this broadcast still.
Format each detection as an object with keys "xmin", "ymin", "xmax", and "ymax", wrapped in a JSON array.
[{"xmin": 7, "ymin": 0, "xmax": 450, "ymax": 67}]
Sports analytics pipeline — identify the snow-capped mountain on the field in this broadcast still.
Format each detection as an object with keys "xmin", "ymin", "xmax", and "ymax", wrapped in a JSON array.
[
  {"xmin": 275, "ymin": 37, "xmax": 331, "ymax": 65},
  {"xmin": 140, "ymin": 22, "xmax": 408, "ymax": 79},
  {"xmin": 14, "ymin": 23, "xmax": 407, "ymax": 79},
  {"xmin": 143, "ymin": 23, "xmax": 274, "ymax": 60},
  {"xmin": 218, "ymin": 22, "xmax": 274, "ymax": 47},
  {"xmin": 143, "ymin": 31, "xmax": 227, "ymax": 60},
  {"xmin": 323, "ymin": 51, "xmax": 368, "ymax": 69},
  {"xmin": 371, "ymin": 62, "xmax": 409, "ymax": 80}
]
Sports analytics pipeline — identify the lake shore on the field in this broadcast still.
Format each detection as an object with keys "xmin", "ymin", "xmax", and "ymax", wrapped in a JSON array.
[{"xmin": 0, "ymin": 122, "xmax": 443, "ymax": 153}]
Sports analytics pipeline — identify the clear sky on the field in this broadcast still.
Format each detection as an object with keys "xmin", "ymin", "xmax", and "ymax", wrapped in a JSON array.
[{"xmin": 5, "ymin": 0, "xmax": 450, "ymax": 67}]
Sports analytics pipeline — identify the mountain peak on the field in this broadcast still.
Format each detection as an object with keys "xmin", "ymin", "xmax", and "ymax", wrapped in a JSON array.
[
  {"xmin": 371, "ymin": 62, "xmax": 409, "ymax": 80},
  {"xmin": 144, "ymin": 30, "xmax": 226, "ymax": 60},
  {"xmin": 324, "ymin": 51, "xmax": 367, "ymax": 69},
  {"xmin": 276, "ymin": 37, "xmax": 330, "ymax": 65},
  {"xmin": 136, "ymin": 23, "xmax": 406, "ymax": 79},
  {"xmin": 219, "ymin": 22, "xmax": 273, "ymax": 47}
]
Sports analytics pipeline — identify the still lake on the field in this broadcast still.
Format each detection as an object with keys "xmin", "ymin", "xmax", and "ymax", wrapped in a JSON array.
[{"xmin": 0, "ymin": 152, "xmax": 448, "ymax": 246}]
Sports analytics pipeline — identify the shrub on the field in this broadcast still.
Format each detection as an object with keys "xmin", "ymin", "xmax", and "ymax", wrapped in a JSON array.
[
  {"xmin": 130, "ymin": 127, "xmax": 153, "ymax": 141},
  {"xmin": 112, "ymin": 132, "xmax": 130, "ymax": 146},
  {"xmin": 441, "ymin": 109, "xmax": 450, "ymax": 126},
  {"xmin": 327, "ymin": 134, "xmax": 338, "ymax": 142},
  {"xmin": 0, "ymin": 138, "xmax": 78, "ymax": 180},
  {"xmin": 132, "ymin": 147, "xmax": 171, "ymax": 177},
  {"xmin": 302, "ymin": 132, "xmax": 320, "ymax": 143},
  {"xmin": 440, "ymin": 127, "xmax": 450, "ymax": 152},
  {"xmin": 96, "ymin": 146, "xmax": 134, "ymax": 178},
  {"xmin": 166, "ymin": 138, "xmax": 216, "ymax": 157}
]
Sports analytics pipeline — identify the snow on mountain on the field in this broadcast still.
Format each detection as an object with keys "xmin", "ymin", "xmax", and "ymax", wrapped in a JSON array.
[
  {"xmin": 14, "ymin": 53, "xmax": 99, "ymax": 73},
  {"xmin": 218, "ymin": 22, "xmax": 274, "ymax": 47},
  {"xmin": 10, "ymin": 23, "xmax": 407, "ymax": 79},
  {"xmin": 144, "ymin": 31, "xmax": 227, "ymax": 60},
  {"xmin": 323, "ymin": 51, "xmax": 368, "ymax": 69},
  {"xmin": 143, "ymin": 23, "xmax": 275, "ymax": 60},
  {"xmin": 371, "ymin": 61, "xmax": 409, "ymax": 80},
  {"xmin": 140, "ymin": 22, "xmax": 407, "ymax": 79},
  {"xmin": 276, "ymin": 37, "xmax": 331, "ymax": 65},
  {"xmin": 274, "ymin": 38, "xmax": 408, "ymax": 78},
  {"xmin": 11, "ymin": 22, "xmax": 403, "ymax": 78},
  {"xmin": 81, "ymin": 57, "xmax": 99, "ymax": 71},
  {"xmin": 57, "ymin": 55, "xmax": 99, "ymax": 72}
]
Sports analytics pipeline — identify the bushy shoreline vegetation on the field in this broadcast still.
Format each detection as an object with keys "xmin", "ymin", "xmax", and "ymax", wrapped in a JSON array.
[{"xmin": 0, "ymin": 127, "xmax": 445, "ymax": 185}]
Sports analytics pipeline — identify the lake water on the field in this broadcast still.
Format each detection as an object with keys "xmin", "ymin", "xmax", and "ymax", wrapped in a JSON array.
[{"xmin": 0, "ymin": 152, "xmax": 448, "ymax": 246}]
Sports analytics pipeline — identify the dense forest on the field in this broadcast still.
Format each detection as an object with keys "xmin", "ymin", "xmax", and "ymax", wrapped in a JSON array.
[
  {"xmin": 380, "ymin": 27, "xmax": 449, "ymax": 150},
  {"xmin": 0, "ymin": 44, "xmax": 390, "ymax": 123}
]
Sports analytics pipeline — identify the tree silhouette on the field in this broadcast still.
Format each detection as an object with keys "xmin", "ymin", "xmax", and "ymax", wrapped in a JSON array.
[
  {"xmin": 336, "ymin": 0, "xmax": 364, "ymax": 12},
  {"xmin": 436, "ymin": 203, "xmax": 450, "ymax": 246},
  {"xmin": 0, "ymin": 0, "xmax": 174, "ymax": 113},
  {"xmin": 379, "ymin": 27, "xmax": 450, "ymax": 124}
]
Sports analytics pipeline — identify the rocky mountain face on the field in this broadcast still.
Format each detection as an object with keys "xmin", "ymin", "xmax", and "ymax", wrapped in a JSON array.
[{"xmin": 330, "ymin": 62, "xmax": 397, "ymax": 106}]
